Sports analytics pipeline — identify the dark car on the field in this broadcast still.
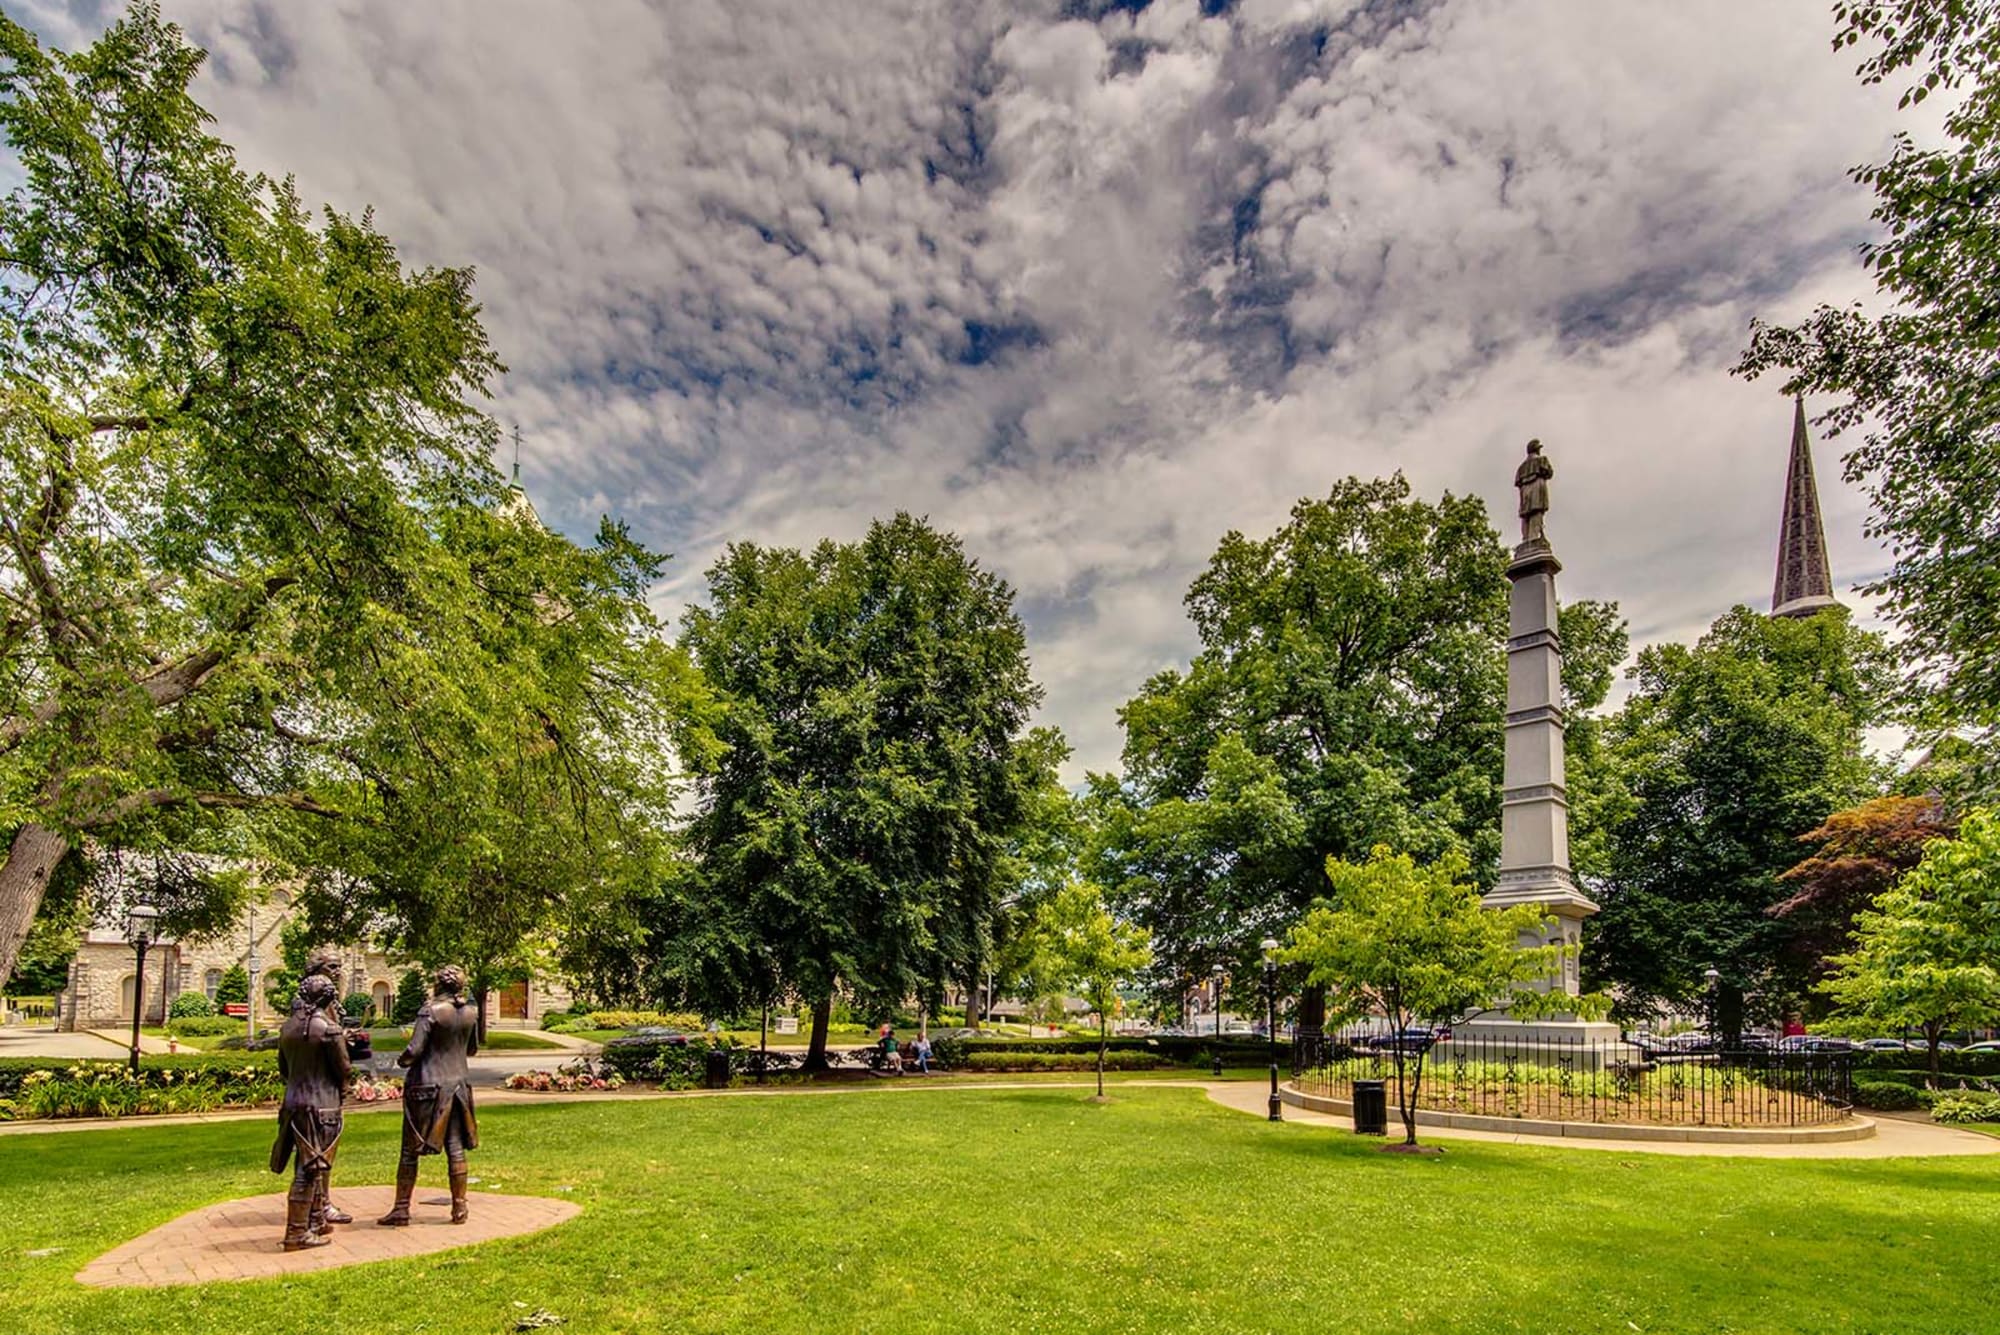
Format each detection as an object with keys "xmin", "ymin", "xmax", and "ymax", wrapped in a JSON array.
[{"xmin": 1359, "ymin": 1027, "xmax": 1440, "ymax": 1054}]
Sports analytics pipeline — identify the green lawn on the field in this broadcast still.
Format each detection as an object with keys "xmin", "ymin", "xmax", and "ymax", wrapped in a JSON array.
[{"xmin": 2, "ymin": 1086, "xmax": 1994, "ymax": 1334}]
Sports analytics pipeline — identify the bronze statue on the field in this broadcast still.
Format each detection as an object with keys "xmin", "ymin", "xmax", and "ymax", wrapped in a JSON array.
[
  {"xmin": 378, "ymin": 965, "xmax": 481, "ymax": 1227},
  {"xmin": 299, "ymin": 948, "xmax": 355, "ymax": 1227},
  {"xmin": 1515, "ymin": 439, "xmax": 1554, "ymax": 545},
  {"xmin": 271, "ymin": 974, "xmax": 351, "ymax": 1251}
]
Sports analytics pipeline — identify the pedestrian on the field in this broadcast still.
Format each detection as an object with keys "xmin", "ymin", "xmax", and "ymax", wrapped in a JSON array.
[
  {"xmin": 884, "ymin": 1028, "xmax": 902, "ymax": 1073},
  {"xmin": 913, "ymin": 1031, "xmax": 932, "ymax": 1074}
]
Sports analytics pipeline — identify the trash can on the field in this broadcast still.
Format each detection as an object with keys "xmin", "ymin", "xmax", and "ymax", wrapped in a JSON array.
[
  {"xmin": 1352, "ymin": 1079, "xmax": 1388, "ymax": 1135},
  {"xmin": 703, "ymin": 1046, "xmax": 732, "ymax": 1089}
]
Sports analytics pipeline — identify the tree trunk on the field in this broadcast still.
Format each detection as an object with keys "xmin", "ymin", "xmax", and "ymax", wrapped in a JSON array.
[
  {"xmin": 1297, "ymin": 982, "xmax": 1327, "ymax": 1049},
  {"xmin": 802, "ymin": 991, "xmax": 834, "ymax": 1073},
  {"xmin": 0, "ymin": 824, "xmax": 70, "ymax": 991},
  {"xmin": 1098, "ymin": 1013, "xmax": 1108, "ymax": 1099},
  {"xmin": 1719, "ymin": 983, "xmax": 1744, "ymax": 1049},
  {"xmin": 965, "ymin": 966, "xmax": 981, "ymax": 1033},
  {"xmin": 1927, "ymin": 1022, "xmax": 1942, "ymax": 1084}
]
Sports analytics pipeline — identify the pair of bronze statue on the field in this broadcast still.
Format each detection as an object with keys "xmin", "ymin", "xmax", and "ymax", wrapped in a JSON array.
[{"xmin": 271, "ymin": 961, "xmax": 481, "ymax": 1252}]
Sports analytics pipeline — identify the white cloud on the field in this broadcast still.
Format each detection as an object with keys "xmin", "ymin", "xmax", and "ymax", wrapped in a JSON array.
[{"xmin": 12, "ymin": 0, "xmax": 1911, "ymax": 780}]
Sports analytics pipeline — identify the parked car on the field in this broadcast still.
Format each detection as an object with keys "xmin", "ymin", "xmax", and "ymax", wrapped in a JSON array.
[
  {"xmin": 1962, "ymin": 1040, "xmax": 2000, "ymax": 1053},
  {"xmin": 1776, "ymin": 1035, "xmax": 1861, "ymax": 1054},
  {"xmin": 1358, "ymin": 1027, "xmax": 1440, "ymax": 1054}
]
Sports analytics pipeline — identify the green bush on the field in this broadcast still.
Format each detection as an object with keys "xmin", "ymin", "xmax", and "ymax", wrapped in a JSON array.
[
  {"xmin": 1930, "ymin": 1092, "xmax": 2000, "ymax": 1124},
  {"xmin": 168, "ymin": 991, "xmax": 216, "ymax": 1020},
  {"xmin": 0, "ymin": 1051, "xmax": 277, "ymax": 1097},
  {"xmin": 958, "ymin": 1051, "xmax": 1173, "ymax": 1073},
  {"xmin": 1857, "ymin": 1051, "xmax": 2000, "ymax": 1079},
  {"xmin": 930, "ymin": 1035, "xmax": 1278, "ymax": 1070},
  {"xmin": 538, "ymin": 1008, "xmax": 578, "ymax": 1031},
  {"xmin": 341, "ymin": 992, "xmax": 375, "ymax": 1024},
  {"xmin": 0, "ymin": 1057, "xmax": 283, "ymax": 1117},
  {"xmin": 599, "ymin": 1037, "xmax": 735, "ymax": 1087},
  {"xmin": 214, "ymin": 964, "xmax": 249, "ymax": 1007},
  {"xmin": 393, "ymin": 969, "xmax": 427, "ymax": 1025},
  {"xmin": 570, "ymin": 1009, "xmax": 703, "ymax": 1033},
  {"xmin": 167, "ymin": 1015, "xmax": 242, "ymax": 1037},
  {"xmin": 1852, "ymin": 1078, "xmax": 1924, "ymax": 1111}
]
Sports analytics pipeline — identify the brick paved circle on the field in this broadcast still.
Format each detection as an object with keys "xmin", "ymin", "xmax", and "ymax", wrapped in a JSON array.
[{"xmin": 75, "ymin": 1185, "xmax": 580, "ymax": 1287}]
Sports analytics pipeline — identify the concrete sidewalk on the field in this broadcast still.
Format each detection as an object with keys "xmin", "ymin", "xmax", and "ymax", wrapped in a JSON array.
[
  {"xmin": 1201, "ymin": 1079, "xmax": 2000, "ymax": 1158},
  {"xmin": 0, "ymin": 1026, "xmax": 135, "ymax": 1060}
]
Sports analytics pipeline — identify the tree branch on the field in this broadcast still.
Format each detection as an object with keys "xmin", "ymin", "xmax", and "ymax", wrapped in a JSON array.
[{"xmin": 79, "ymin": 786, "xmax": 341, "ymax": 829}]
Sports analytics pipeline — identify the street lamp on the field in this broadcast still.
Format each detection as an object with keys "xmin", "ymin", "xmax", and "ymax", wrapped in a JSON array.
[
  {"xmin": 126, "ymin": 904, "xmax": 160, "ymax": 1078},
  {"xmin": 1261, "ymin": 938, "xmax": 1282, "ymax": 1122},
  {"xmin": 1211, "ymin": 963, "xmax": 1226, "ymax": 1077},
  {"xmin": 1703, "ymin": 967, "xmax": 1722, "ymax": 1053}
]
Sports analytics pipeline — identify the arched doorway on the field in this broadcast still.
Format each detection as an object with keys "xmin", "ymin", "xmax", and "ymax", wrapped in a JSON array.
[
  {"xmin": 371, "ymin": 981, "xmax": 392, "ymax": 1020},
  {"xmin": 119, "ymin": 973, "xmax": 137, "ymax": 1022}
]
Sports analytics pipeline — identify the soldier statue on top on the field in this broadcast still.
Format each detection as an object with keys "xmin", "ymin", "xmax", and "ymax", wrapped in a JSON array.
[
  {"xmin": 1515, "ymin": 438, "xmax": 1554, "ymax": 546},
  {"xmin": 271, "ymin": 973, "xmax": 351, "ymax": 1250},
  {"xmin": 378, "ymin": 964, "xmax": 482, "ymax": 1226}
]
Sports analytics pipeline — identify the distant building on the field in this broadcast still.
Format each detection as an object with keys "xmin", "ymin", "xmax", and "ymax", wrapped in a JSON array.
[{"xmin": 58, "ymin": 887, "xmax": 570, "ymax": 1032}]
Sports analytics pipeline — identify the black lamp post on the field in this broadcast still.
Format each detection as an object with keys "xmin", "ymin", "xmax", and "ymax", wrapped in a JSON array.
[
  {"xmin": 1703, "ymin": 967, "xmax": 1721, "ymax": 1053},
  {"xmin": 126, "ymin": 904, "xmax": 160, "ymax": 1078},
  {"xmin": 1261, "ymin": 937, "xmax": 1282, "ymax": 1122},
  {"xmin": 1211, "ymin": 963, "xmax": 1225, "ymax": 1077}
]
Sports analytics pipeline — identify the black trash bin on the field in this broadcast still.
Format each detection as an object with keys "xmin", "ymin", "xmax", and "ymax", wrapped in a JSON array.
[
  {"xmin": 1352, "ymin": 1079, "xmax": 1388, "ymax": 1135},
  {"xmin": 704, "ymin": 1046, "xmax": 732, "ymax": 1090}
]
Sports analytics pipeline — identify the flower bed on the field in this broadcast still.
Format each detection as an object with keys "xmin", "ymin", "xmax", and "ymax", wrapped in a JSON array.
[
  {"xmin": 3, "ymin": 1063, "xmax": 284, "ymax": 1120},
  {"xmin": 503, "ymin": 1059, "xmax": 625, "ymax": 1093}
]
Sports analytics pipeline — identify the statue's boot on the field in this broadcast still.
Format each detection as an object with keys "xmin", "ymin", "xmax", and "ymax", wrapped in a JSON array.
[
  {"xmin": 449, "ymin": 1163, "xmax": 469, "ymax": 1224},
  {"xmin": 320, "ymin": 1199, "xmax": 353, "ymax": 1226},
  {"xmin": 377, "ymin": 1162, "xmax": 418, "ymax": 1226},
  {"xmin": 281, "ymin": 1186, "xmax": 329, "ymax": 1252}
]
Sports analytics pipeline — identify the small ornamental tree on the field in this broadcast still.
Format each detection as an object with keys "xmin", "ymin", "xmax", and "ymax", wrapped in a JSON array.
[
  {"xmin": 393, "ymin": 968, "xmax": 428, "ymax": 1025},
  {"xmin": 213, "ymin": 964, "xmax": 249, "ymax": 1007},
  {"xmin": 1281, "ymin": 846, "xmax": 1608, "ymax": 1147},
  {"xmin": 1820, "ymin": 810, "xmax": 2000, "ymax": 1081},
  {"xmin": 167, "ymin": 991, "xmax": 214, "ymax": 1020},
  {"xmin": 1031, "ymin": 882, "xmax": 1152, "ymax": 1099}
]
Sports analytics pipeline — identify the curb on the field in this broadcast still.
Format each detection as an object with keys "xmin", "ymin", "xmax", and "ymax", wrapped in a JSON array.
[{"xmin": 1278, "ymin": 1083, "xmax": 1876, "ymax": 1144}]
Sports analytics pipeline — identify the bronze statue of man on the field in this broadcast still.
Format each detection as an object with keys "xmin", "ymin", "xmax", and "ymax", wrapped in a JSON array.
[
  {"xmin": 270, "ymin": 974, "xmax": 350, "ymax": 1251},
  {"xmin": 378, "ymin": 965, "xmax": 481, "ymax": 1226},
  {"xmin": 1515, "ymin": 439, "xmax": 1554, "ymax": 545},
  {"xmin": 299, "ymin": 948, "xmax": 355, "ymax": 1227}
]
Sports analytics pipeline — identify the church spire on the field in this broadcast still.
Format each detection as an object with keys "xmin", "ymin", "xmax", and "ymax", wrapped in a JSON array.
[{"xmin": 1771, "ymin": 396, "xmax": 1841, "ymax": 619}]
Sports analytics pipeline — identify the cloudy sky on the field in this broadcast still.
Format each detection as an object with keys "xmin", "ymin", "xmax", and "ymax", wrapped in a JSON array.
[{"xmin": 20, "ymin": 1, "xmax": 1909, "ymax": 778}]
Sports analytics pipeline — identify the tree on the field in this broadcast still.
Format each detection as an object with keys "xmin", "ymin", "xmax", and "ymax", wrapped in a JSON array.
[
  {"xmin": 1091, "ymin": 475, "xmax": 1625, "ymax": 1037},
  {"xmin": 1768, "ymin": 794, "xmax": 1955, "ymax": 986},
  {"xmin": 392, "ymin": 967, "xmax": 426, "ymax": 1025},
  {"xmin": 1589, "ymin": 607, "xmax": 1894, "ymax": 1027},
  {"xmin": 1280, "ymin": 846, "xmax": 1600, "ymax": 1147},
  {"xmin": 214, "ymin": 962, "xmax": 248, "ymax": 1007},
  {"xmin": 676, "ymin": 514, "xmax": 1047, "ymax": 1070},
  {"xmin": 1017, "ymin": 881, "xmax": 1152, "ymax": 1098},
  {"xmin": 1821, "ymin": 809, "xmax": 2000, "ymax": 1080},
  {"xmin": 1736, "ymin": 2, "xmax": 2000, "ymax": 759},
  {"xmin": 0, "ymin": 7, "xmax": 703, "ymax": 989}
]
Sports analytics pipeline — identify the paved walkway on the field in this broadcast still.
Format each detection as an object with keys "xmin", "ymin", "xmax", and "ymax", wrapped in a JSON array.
[
  {"xmin": 74, "ymin": 1185, "xmax": 579, "ymax": 1287},
  {"xmin": 0, "ymin": 1026, "xmax": 134, "ymax": 1060},
  {"xmin": 1202, "ymin": 1080, "xmax": 2000, "ymax": 1158}
]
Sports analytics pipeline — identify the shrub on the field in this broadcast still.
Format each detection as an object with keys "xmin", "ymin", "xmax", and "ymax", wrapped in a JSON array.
[
  {"xmin": 168, "ymin": 992, "xmax": 216, "ymax": 1020},
  {"xmin": 168, "ymin": 1015, "xmax": 242, "ymax": 1037},
  {"xmin": 341, "ymin": 992, "xmax": 375, "ymax": 1024},
  {"xmin": 1930, "ymin": 1092, "xmax": 2000, "ymax": 1124},
  {"xmin": 5, "ymin": 1060, "xmax": 283, "ymax": 1119},
  {"xmin": 958, "ymin": 1051, "xmax": 1173, "ymax": 1073},
  {"xmin": 214, "ymin": 964, "xmax": 249, "ymax": 1007},
  {"xmin": 578, "ymin": 1009, "xmax": 703, "ymax": 1033},
  {"xmin": 393, "ymin": 969, "xmax": 427, "ymax": 1024},
  {"xmin": 1852, "ymin": 1078, "xmax": 1924, "ymax": 1111}
]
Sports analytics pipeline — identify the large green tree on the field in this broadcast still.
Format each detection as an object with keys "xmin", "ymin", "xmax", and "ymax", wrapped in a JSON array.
[
  {"xmin": 675, "ymin": 514, "xmax": 1048, "ymax": 1069},
  {"xmin": 1588, "ymin": 607, "xmax": 1894, "ymax": 1024},
  {"xmin": 1090, "ymin": 474, "xmax": 1625, "ymax": 1033},
  {"xmin": 0, "ymin": 7, "xmax": 701, "ymax": 989},
  {"xmin": 1737, "ymin": 1, "xmax": 2000, "ymax": 759},
  {"xmin": 1821, "ymin": 807, "xmax": 2000, "ymax": 1080}
]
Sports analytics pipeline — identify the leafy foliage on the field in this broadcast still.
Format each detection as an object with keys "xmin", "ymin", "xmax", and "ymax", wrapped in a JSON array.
[
  {"xmin": 1769, "ymin": 794, "xmax": 1955, "ymax": 981},
  {"xmin": 1821, "ymin": 809, "xmax": 2000, "ymax": 1078},
  {"xmin": 0, "ymin": 6, "xmax": 705, "ymax": 989},
  {"xmin": 673, "ymin": 514, "xmax": 1048, "ymax": 1066},
  {"xmin": 1282, "ymin": 846, "xmax": 1605, "ymax": 1143},
  {"xmin": 1736, "ymin": 1, "xmax": 2000, "ymax": 762},
  {"xmin": 213, "ymin": 962, "xmax": 248, "ymax": 1007},
  {"xmin": 1091, "ymin": 474, "xmax": 1625, "ymax": 1027},
  {"xmin": 166, "ymin": 990, "xmax": 213, "ymax": 1020},
  {"xmin": 1589, "ymin": 608, "xmax": 1894, "ymax": 1020},
  {"xmin": 1015, "ymin": 881, "xmax": 1152, "ymax": 1096}
]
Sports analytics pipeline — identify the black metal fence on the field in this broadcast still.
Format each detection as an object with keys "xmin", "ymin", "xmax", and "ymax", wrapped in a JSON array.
[{"xmin": 1294, "ymin": 1029, "xmax": 1854, "ymax": 1128}]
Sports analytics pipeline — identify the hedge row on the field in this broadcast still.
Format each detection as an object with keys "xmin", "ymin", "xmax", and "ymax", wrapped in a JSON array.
[
  {"xmin": 932, "ymin": 1035, "xmax": 1282, "ymax": 1067},
  {"xmin": 958, "ymin": 1051, "xmax": 1173, "ymax": 1073},
  {"xmin": 0, "ymin": 1051, "xmax": 276, "ymax": 1097},
  {"xmin": 1855, "ymin": 1052, "xmax": 2000, "ymax": 1079}
]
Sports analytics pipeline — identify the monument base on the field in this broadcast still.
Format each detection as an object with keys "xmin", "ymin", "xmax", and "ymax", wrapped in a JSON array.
[{"xmin": 1446, "ymin": 1015, "xmax": 1636, "ymax": 1070}]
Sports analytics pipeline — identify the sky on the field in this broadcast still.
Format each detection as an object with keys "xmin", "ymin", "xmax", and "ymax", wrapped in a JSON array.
[{"xmin": 17, "ymin": 0, "xmax": 1911, "ymax": 780}]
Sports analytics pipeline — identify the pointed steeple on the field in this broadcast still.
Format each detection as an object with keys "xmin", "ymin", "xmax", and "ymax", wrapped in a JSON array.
[{"xmin": 1771, "ymin": 396, "xmax": 1841, "ymax": 619}]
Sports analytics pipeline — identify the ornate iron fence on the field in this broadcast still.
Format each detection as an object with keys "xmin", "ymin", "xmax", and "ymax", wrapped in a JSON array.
[{"xmin": 1294, "ymin": 1029, "xmax": 1854, "ymax": 1128}]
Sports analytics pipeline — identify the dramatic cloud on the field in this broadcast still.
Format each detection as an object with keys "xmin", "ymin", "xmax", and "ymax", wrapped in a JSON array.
[{"xmin": 12, "ymin": 0, "xmax": 1907, "ymax": 776}]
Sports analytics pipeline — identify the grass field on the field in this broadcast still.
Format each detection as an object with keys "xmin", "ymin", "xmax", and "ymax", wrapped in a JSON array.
[{"xmin": 2, "ymin": 1086, "xmax": 1993, "ymax": 1334}]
